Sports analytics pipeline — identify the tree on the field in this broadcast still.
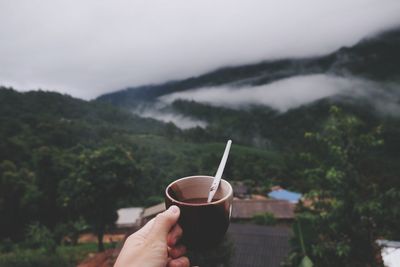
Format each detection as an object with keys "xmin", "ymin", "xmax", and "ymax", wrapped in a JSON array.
[
  {"xmin": 0, "ymin": 160, "xmax": 40, "ymax": 241},
  {"xmin": 33, "ymin": 146, "xmax": 71, "ymax": 230},
  {"xmin": 59, "ymin": 145, "xmax": 140, "ymax": 251},
  {"xmin": 286, "ymin": 106, "xmax": 399, "ymax": 267}
]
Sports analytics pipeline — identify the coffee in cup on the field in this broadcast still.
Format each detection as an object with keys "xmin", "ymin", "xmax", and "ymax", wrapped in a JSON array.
[{"xmin": 165, "ymin": 175, "xmax": 233, "ymax": 249}]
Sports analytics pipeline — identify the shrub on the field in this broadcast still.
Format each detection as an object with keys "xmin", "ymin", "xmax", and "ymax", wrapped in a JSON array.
[
  {"xmin": 252, "ymin": 212, "xmax": 277, "ymax": 225},
  {"xmin": 25, "ymin": 223, "xmax": 56, "ymax": 253},
  {"xmin": 0, "ymin": 249, "xmax": 72, "ymax": 267},
  {"xmin": 0, "ymin": 239, "xmax": 14, "ymax": 253}
]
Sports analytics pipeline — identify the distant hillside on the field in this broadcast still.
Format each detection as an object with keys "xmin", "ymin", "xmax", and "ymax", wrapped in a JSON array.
[
  {"xmin": 94, "ymin": 27, "xmax": 400, "ymax": 155},
  {"xmin": 0, "ymin": 87, "xmax": 166, "ymax": 157},
  {"xmin": 0, "ymin": 87, "xmax": 287, "ymax": 243},
  {"xmin": 0, "ymin": 87, "xmax": 282, "ymax": 202},
  {"xmin": 97, "ymin": 27, "xmax": 400, "ymax": 106}
]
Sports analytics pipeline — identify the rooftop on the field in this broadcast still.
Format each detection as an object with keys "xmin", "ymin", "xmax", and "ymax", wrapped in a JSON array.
[
  {"xmin": 141, "ymin": 202, "xmax": 166, "ymax": 219},
  {"xmin": 377, "ymin": 240, "xmax": 400, "ymax": 267},
  {"xmin": 228, "ymin": 223, "xmax": 291, "ymax": 267},
  {"xmin": 141, "ymin": 199, "xmax": 295, "ymax": 221},
  {"xmin": 268, "ymin": 188, "xmax": 302, "ymax": 204},
  {"xmin": 116, "ymin": 207, "xmax": 143, "ymax": 227},
  {"xmin": 232, "ymin": 199, "xmax": 295, "ymax": 220}
]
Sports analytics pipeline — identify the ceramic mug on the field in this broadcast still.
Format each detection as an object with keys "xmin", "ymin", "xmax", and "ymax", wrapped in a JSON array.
[{"xmin": 165, "ymin": 175, "xmax": 233, "ymax": 249}]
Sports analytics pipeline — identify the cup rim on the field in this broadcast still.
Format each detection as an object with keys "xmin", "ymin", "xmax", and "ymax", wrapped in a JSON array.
[{"xmin": 165, "ymin": 175, "xmax": 233, "ymax": 206}]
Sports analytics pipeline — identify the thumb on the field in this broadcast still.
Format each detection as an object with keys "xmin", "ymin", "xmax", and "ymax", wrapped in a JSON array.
[{"xmin": 148, "ymin": 205, "xmax": 180, "ymax": 241}]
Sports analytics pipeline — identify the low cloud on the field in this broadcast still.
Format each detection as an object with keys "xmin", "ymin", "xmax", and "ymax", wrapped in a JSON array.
[
  {"xmin": 133, "ymin": 106, "xmax": 207, "ymax": 129},
  {"xmin": 346, "ymin": 83, "xmax": 400, "ymax": 116},
  {"xmin": 160, "ymin": 74, "xmax": 400, "ymax": 114},
  {"xmin": 131, "ymin": 74, "xmax": 400, "ymax": 128}
]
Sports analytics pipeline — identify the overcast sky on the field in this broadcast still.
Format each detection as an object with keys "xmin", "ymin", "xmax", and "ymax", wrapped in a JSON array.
[{"xmin": 1, "ymin": 0, "xmax": 400, "ymax": 100}]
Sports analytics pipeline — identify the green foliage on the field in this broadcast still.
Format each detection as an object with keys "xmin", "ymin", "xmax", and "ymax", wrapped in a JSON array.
[
  {"xmin": 53, "ymin": 218, "xmax": 88, "ymax": 246},
  {"xmin": 0, "ymin": 239, "xmax": 14, "ymax": 253},
  {"xmin": 0, "ymin": 243, "xmax": 103, "ymax": 267},
  {"xmin": 25, "ymin": 223, "xmax": 56, "ymax": 253},
  {"xmin": 286, "ymin": 106, "xmax": 398, "ymax": 267},
  {"xmin": 1, "ymin": 85, "xmax": 400, "ymax": 265},
  {"xmin": 0, "ymin": 160, "xmax": 40, "ymax": 241},
  {"xmin": 144, "ymin": 195, "xmax": 165, "ymax": 206},
  {"xmin": 0, "ymin": 250, "xmax": 71, "ymax": 267},
  {"xmin": 298, "ymin": 256, "xmax": 313, "ymax": 267},
  {"xmin": 252, "ymin": 212, "xmax": 277, "ymax": 226},
  {"xmin": 59, "ymin": 145, "xmax": 140, "ymax": 251},
  {"xmin": 0, "ymin": 88, "xmax": 282, "ymax": 252}
]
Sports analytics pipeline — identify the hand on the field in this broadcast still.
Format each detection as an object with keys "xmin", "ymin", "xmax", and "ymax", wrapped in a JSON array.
[{"xmin": 114, "ymin": 205, "xmax": 190, "ymax": 267}]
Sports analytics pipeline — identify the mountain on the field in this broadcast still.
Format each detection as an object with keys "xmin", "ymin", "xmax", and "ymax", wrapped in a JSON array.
[
  {"xmin": 0, "ymin": 88, "xmax": 166, "ymax": 158},
  {"xmin": 94, "ymin": 27, "xmax": 400, "ymax": 155},
  {"xmin": 97, "ymin": 27, "xmax": 400, "ymax": 106},
  {"xmin": 0, "ymin": 87, "xmax": 281, "ymax": 205}
]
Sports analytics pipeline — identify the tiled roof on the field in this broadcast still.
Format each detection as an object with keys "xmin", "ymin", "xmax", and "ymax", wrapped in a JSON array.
[
  {"xmin": 116, "ymin": 207, "xmax": 143, "ymax": 227},
  {"xmin": 232, "ymin": 199, "xmax": 295, "ymax": 219},
  {"xmin": 142, "ymin": 202, "xmax": 166, "ymax": 218},
  {"xmin": 377, "ymin": 240, "xmax": 400, "ymax": 267},
  {"xmin": 228, "ymin": 223, "xmax": 291, "ymax": 267},
  {"xmin": 268, "ymin": 189, "xmax": 302, "ymax": 203},
  {"xmin": 141, "ymin": 199, "xmax": 295, "ymax": 221}
]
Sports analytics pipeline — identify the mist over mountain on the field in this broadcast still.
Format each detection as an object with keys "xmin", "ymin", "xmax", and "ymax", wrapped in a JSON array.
[
  {"xmin": 97, "ymin": 27, "xmax": 400, "ymax": 131},
  {"xmin": 98, "ymin": 27, "xmax": 400, "ymax": 103}
]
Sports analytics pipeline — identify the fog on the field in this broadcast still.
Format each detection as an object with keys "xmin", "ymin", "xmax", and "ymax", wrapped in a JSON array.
[
  {"xmin": 155, "ymin": 74, "xmax": 400, "ymax": 128},
  {"xmin": 1, "ymin": 0, "xmax": 400, "ymax": 99},
  {"xmin": 133, "ymin": 107, "xmax": 207, "ymax": 129},
  {"xmin": 161, "ymin": 75, "xmax": 399, "ymax": 112}
]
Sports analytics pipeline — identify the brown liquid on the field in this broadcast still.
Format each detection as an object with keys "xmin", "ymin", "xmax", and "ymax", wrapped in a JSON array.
[{"xmin": 182, "ymin": 197, "xmax": 220, "ymax": 204}]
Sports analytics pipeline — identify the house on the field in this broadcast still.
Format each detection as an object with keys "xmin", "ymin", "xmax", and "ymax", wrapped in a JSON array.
[
  {"xmin": 268, "ymin": 186, "xmax": 302, "ymax": 204},
  {"xmin": 78, "ymin": 207, "xmax": 144, "ymax": 244},
  {"xmin": 228, "ymin": 223, "xmax": 291, "ymax": 267},
  {"xmin": 139, "ymin": 199, "xmax": 295, "ymax": 225},
  {"xmin": 139, "ymin": 202, "xmax": 166, "ymax": 225},
  {"xmin": 232, "ymin": 199, "xmax": 295, "ymax": 221},
  {"xmin": 377, "ymin": 240, "xmax": 400, "ymax": 267},
  {"xmin": 116, "ymin": 207, "xmax": 143, "ymax": 229}
]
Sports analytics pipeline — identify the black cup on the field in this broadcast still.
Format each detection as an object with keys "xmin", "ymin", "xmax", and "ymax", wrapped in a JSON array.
[{"xmin": 165, "ymin": 175, "xmax": 233, "ymax": 249}]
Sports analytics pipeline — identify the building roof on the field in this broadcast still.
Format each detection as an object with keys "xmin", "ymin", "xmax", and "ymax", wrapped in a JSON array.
[
  {"xmin": 228, "ymin": 223, "xmax": 291, "ymax": 267},
  {"xmin": 268, "ymin": 189, "xmax": 302, "ymax": 203},
  {"xmin": 232, "ymin": 199, "xmax": 295, "ymax": 219},
  {"xmin": 140, "ymin": 198, "xmax": 295, "ymax": 221},
  {"xmin": 251, "ymin": 194, "xmax": 268, "ymax": 200},
  {"xmin": 377, "ymin": 240, "xmax": 400, "ymax": 267},
  {"xmin": 116, "ymin": 207, "xmax": 143, "ymax": 227},
  {"xmin": 142, "ymin": 202, "xmax": 166, "ymax": 219}
]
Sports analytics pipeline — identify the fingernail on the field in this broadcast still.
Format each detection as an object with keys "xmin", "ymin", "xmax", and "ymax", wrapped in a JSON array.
[{"xmin": 169, "ymin": 205, "xmax": 179, "ymax": 214}]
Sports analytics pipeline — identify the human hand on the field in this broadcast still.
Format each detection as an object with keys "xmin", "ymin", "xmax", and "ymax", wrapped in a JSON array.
[{"xmin": 114, "ymin": 205, "xmax": 190, "ymax": 267}]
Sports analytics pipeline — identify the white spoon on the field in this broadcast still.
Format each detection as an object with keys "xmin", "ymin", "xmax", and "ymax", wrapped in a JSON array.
[{"xmin": 207, "ymin": 140, "xmax": 232, "ymax": 203}]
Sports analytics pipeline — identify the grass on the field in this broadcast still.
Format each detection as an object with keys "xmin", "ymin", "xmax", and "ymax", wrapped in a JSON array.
[{"xmin": 0, "ymin": 242, "xmax": 115, "ymax": 267}]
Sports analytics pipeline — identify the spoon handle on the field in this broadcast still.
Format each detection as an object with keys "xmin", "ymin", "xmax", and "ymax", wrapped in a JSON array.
[{"xmin": 207, "ymin": 140, "xmax": 232, "ymax": 203}]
